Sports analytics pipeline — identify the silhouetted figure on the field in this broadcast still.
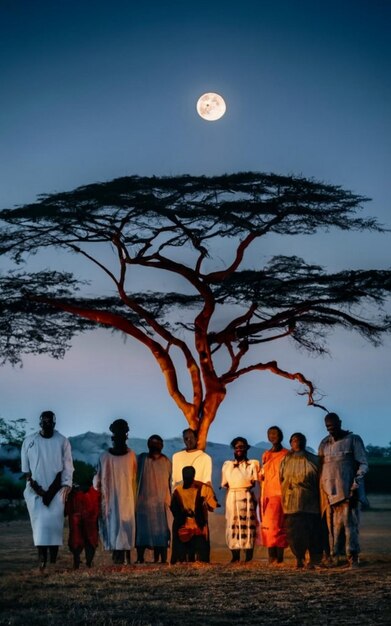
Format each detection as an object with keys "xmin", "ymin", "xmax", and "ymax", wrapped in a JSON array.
[
  {"xmin": 221, "ymin": 437, "xmax": 259, "ymax": 563},
  {"xmin": 170, "ymin": 466, "xmax": 218, "ymax": 564},
  {"xmin": 135, "ymin": 435, "xmax": 172, "ymax": 564},
  {"xmin": 93, "ymin": 419, "xmax": 137, "ymax": 565},
  {"xmin": 21, "ymin": 410, "xmax": 73, "ymax": 570}
]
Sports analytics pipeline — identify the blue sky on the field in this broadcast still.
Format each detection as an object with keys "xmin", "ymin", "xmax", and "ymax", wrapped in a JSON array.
[{"xmin": 0, "ymin": 0, "xmax": 390, "ymax": 449}]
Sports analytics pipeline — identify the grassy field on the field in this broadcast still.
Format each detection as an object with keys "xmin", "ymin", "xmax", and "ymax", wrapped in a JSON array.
[{"xmin": 0, "ymin": 495, "xmax": 390, "ymax": 626}]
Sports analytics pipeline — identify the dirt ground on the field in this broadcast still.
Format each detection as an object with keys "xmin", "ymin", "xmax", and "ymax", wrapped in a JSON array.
[{"xmin": 0, "ymin": 495, "xmax": 390, "ymax": 625}]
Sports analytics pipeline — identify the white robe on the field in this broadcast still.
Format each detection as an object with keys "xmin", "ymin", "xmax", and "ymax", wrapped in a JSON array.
[
  {"xmin": 171, "ymin": 449, "xmax": 212, "ymax": 489},
  {"xmin": 93, "ymin": 449, "xmax": 137, "ymax": 550},
  {"xmin": 21, "ymin": 430, "xmax": 74, "ymax": 546}
]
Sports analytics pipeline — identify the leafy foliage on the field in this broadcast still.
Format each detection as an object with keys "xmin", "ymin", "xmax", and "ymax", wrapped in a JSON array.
[
  {"xmin": 0, "ymin": 417, "xmax": 27, "ymax": 447},
  {"xmin": 0, "ymin": 472, "xmax": 24, "ymax": 500},
  {"xmin": 1, "ymin": 172, "xmax": 390, "ymax": 446},
  {"xmin": 366, "ymin": 443, "xmax": 391, "ymax": 458}
]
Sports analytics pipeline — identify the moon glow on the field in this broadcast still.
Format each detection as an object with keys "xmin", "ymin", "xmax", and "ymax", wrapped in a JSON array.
[{"xmin": 196, "ymin": 92, "xmax": 226, "ymax": 121}]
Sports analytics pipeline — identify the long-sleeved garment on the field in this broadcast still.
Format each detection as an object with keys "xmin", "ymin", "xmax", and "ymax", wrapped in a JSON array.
[
  {"xmin": 136, "ymin": 453, "xmax": 172, "ymax": 548},
  {"xmin": 318, "ymin": 432, "xmax": 368, "ymax": 506},
  {"xmin": 279, "ymin": 451, "xmax": 322, "ymax": 564},
  {"xmin": 318, "ymin": 431, "xmax": 368, "ymax": 557},
  {"xmin": 171, "ymin": 449, "xmax": 212, "ymax": 489},
  {"xmin": 260, "ymin": 448, "xmax": 288, "ymax": 548},
  {"xmin": 279, "ymin": 451, "xmax": 320, "ymax": 515},
  {"xmin": 221, "ymin": 459, "xmax": 259, "ymax": 550},
  {"xmin": 21, "ymin": 430, "xmax": 74, "ymax": 546},
  {"xmin": 93, "ymin": 449, "xmax": 137, "ymax": 551}
]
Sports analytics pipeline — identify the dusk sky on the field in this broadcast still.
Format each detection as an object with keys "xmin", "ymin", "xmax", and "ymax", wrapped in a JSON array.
[{"xmin": 0, "ymin": 0, "xmax": 390, "ymax": 449}]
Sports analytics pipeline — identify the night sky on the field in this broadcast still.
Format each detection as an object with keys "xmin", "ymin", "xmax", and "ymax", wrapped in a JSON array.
[{"xmin": 0, "ymin": 0, "xmax": 390, "ymax": 449}]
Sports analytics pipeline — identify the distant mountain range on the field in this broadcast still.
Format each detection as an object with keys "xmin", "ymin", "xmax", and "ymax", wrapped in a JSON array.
[
  {"xmin": 69, "ymin": 431, "xmax": 269, "ymax": 496},
  {"xmin": 0, "ymin": 431, "xmax": 269, "ymax": 500}
]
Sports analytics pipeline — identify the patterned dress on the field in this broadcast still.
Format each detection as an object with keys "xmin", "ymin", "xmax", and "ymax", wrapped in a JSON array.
[{"xmin": 222, "ymin": 459, "xmax": 260, "ymax": 550}]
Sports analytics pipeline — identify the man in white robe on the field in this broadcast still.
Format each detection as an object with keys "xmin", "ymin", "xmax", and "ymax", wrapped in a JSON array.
[{"xmin": 21, "ymin": 410, "xmax": 73, "ymax": 569}]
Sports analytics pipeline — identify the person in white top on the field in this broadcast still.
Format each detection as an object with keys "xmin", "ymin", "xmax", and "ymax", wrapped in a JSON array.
[
  {"xmin": 171, "ymin": 428, "xmax": 212, "ymax": 489},
  {"xmin": 21, "ymin": 410, "xmax": 74, "ymax": 570},
  {"xmin": 221, "ymin": 437, "xmax": 260, "ymax": 563}
]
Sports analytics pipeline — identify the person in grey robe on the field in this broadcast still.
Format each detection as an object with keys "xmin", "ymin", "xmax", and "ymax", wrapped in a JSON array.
[
  {"xmin": 135, "ymin": 434, "xmax": 172, "ymax": 564},
  {"xmin": 318, "ymin": 412, "xmax": 368, "ymax": 568}
]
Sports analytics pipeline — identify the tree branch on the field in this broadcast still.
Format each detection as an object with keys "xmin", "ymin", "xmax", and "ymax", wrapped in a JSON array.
[{"xmin": 221, "ymin": 359, "xmax": 315, "ymax": 406}]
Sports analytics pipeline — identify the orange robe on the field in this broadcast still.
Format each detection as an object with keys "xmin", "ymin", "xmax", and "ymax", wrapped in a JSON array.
[{"xmin": 260, "ymin": 448, "xmax": 288, "ymax": 548}]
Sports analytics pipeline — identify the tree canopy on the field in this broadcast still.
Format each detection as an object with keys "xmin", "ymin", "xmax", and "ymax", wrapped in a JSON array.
[{"xmin": 1, "ymin": 172, "xmax": 390, "ymax": 448}]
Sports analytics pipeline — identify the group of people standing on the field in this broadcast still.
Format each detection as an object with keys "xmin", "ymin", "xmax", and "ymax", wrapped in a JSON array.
[{"xmin": 21, "ymin": 410, "xmax": 368, "ymax": 570}]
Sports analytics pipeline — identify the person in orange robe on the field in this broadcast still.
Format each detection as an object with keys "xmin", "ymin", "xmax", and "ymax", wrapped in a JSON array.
[{"xmin": 260, "ymin": 426, "xmax": 289, "ymax": 564}]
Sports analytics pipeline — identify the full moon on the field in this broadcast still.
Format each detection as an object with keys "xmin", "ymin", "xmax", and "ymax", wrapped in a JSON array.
[{"xmin": 196, "ymin": 92, "xmax": 226, "ymax": 121}]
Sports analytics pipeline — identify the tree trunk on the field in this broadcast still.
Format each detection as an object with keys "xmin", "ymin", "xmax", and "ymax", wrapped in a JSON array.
[{"xmin": 196, "ymin": 388, "xmax": 226, "ymax": 450}]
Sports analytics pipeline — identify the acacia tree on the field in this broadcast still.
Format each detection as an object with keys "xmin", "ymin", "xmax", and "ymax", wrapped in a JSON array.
[{"xmin": 1, "ymin": 172, "xmax": 390, "ymax": 449}]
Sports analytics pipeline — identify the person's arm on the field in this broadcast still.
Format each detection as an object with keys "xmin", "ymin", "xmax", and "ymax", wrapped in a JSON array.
[
  {"xmin": 168, "ymin": 458, "xmax": 172, "ymax": 496},
  {"xmin": 197, "ymin": 453, "xmax": 212, "ymax": 485},
  {"xmin": 317, "ymin": 441, "xmax": 325, "ymax": 475},
  {"xmin": 93, "ymin": 458, "xmax": 102, "ymax": 491},
  {"xmin": 351, "ymin": 435, "xmax": 369, "ymax": 491},
  {"xmin": 170, "ymin": 489, "xmax": 181, "ymax": 518},
  {"xmin": 21, "ymin": 437, "xmax": 46, "ymax": 497},
  {"xmin": 61, "ymin": 438, "xmax": 74, "ymax": 485},
  {"xmin": 171, "ymin": 453, "xmax": 179, "ymax": 490},
  {"xmin": 205, "ymin": 454, "xmax": 212, "ymax": 485},
  {"xmin": 60, "ymin": 437, "xmax": 74, "ymax": 502},
  {"xmin": 132, "ymin": 451, "xmax": 137, "ymax": 499},
  {"xmin": 279, "ymin": 457, "xmax": 286, "ymax": 484},
  {"xmin": 259, "ymin": 452, "xmax": 267, "ymax": 481},
  {"xmin": 251, "ymin": 460, "xmax": 260, "ymax": 486},
  {"xmin": 21, "ymin": 438, "xmax": 30, "ymax": 476},
  {"xmin": 43, "ymin": 472, "xmax": 62, "ymax": 506},
  {"xmin": 202, "ymin": 484, "xmax": 219, "ymax": 511},
  {"xmin": 28, "ymin": 477, "xmax": 47, "ymax": 498}
]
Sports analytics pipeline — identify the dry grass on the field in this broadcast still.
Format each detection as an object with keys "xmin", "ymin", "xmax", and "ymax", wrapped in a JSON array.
[{"xmin": 0, "ymin": 495, "xmax": 390, "ymax": 625}]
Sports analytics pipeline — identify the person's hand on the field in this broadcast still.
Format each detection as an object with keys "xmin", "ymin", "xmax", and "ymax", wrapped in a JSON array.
[
  {"xmin": 61, "ymin": 486, "xmax": 72, "ymax": 502},
  {"xmin": 349, "ymin": 484, "xmax": 359, "ymax": 502}
]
